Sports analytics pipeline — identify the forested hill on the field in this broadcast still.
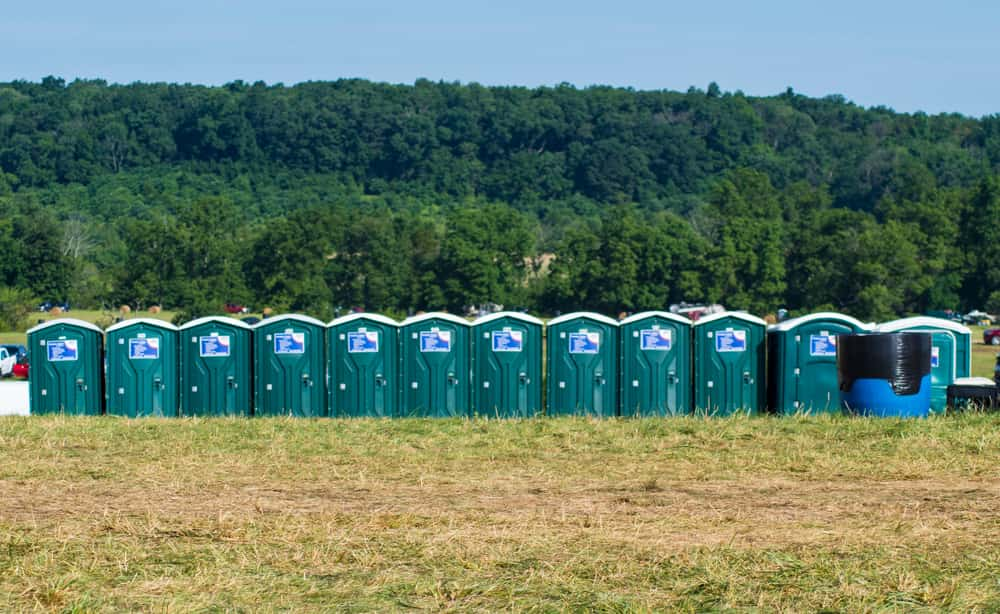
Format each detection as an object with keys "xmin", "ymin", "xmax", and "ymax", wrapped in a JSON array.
[{"xmin": 1, "ymin": 76, "xmax": 999, "ymax": 324}]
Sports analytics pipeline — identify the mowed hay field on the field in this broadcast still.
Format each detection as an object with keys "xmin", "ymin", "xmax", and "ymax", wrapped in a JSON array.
[{"xmin": 1, "ymin": 416, "xmax": 1000, "ymax": 611}]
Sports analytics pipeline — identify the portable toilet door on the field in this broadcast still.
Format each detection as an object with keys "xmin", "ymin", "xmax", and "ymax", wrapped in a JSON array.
[
  {"xmin": 874, "ymin": 317, "xmax": 972, "ymax": 412},
  {"xmin": 254, "ymin": 314, "xmax": 326, "ymax": 417},
  {"xmin": 472, "ymin": 312, "xmax": 543, "ymax": 418},
  {"xmin": 179, "ymin": 317, "xmax": 252, "ymax": 416},
  {"xmin": 105, "ymin": 318, "xmax": 179, "ymax": 418},
  {"xmin": 766, "ymin": 312, "xmax": 869, "ymax": 415},
  {"xmin": 27, "ymin": 318, "xmax": 104, "ymax": 415},
  {"xmin": 619, "ymin": 311, "xmax": 692, "ymax": 417},
  {"xmin": 328, "ymin": 313, "xmax": 398, "ymax": 418},
  {"xmin": 693, "ymin": 312, "xmax": 767, "ymax": 416},
  {"xmin": 545, "ymin": 312, "xmax": 619, "ymax": 417},
  {"xmin": 399, "ymin": 313, "xmax": 471, "ymax": 417}
]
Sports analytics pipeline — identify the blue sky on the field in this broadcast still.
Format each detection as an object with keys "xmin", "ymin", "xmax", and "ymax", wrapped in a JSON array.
[{"xmin": 2, "ymin": 0, "xmax": 997, "ymax": 116}]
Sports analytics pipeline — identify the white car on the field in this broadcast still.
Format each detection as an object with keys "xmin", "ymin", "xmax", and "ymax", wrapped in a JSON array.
[{"xmin": 0, "ymin": 346, "xmax": 15, "ymax": 377}]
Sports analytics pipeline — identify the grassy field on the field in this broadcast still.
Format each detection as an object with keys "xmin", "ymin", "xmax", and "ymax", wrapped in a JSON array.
[{"xmin": 1, "ymin": 415, "xmax": 999, "ymax": 611}]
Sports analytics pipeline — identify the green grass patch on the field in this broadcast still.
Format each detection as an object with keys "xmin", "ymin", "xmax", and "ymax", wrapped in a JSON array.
[{"xmin": 1, "ymin": 415, "xmax": 999, "ymax": 610}]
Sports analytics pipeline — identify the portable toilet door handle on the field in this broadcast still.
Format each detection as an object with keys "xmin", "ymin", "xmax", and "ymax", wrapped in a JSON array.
[
  {"xmin": 518, "ymin": 372, "xmax": 529, "ymax": 384},
  {"xmin": 302, "ymin": 373, "xmax": 313, "ymax": 387},
  {"xmin": 76, "ymin": 378, "xmax": 86, "ymax": 391},
  {"xmin": 227, "ymin": 376, "xmax": 237, "ymax": 389},
  {"xmin": 742, "ymin": 372, "xmax": 753, "ymax": 385},
  {"xmin": 374, "ymin": 374, "xmax": 386, "ymax": 386},
  {"xmin": 594, "ymin": 373, "xmax": 605, "ymax": 385},
  {"xmin": 447, "ymin": 373, "xmax": 458, "ymax": 385},
  {"xmin": 153, "ymin": 377, "xmax": 164, "ymax": 390},
  {"xmin": 667, "ymin": 371, "xmax": 677, "ymax": 384}
]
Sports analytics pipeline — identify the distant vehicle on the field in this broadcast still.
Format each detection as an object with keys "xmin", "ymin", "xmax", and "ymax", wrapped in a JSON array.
[
  {"xmin": 964, "ymin": 310, "xmax": 994, "ymax": 325},
  {"xmin": 0, "ymin": 346, "xmax": 16, "ymax": 377},
  {"xmin": 240, "ymin": 316, "xmax": 261, "ymax": 326},
  {"xmin": 1, "ymin": 344, "xmax": 27, "ymax": 363},
  {"xmin": 224, "ymin": 303, "xmax": 249, "ymax": 314},
  {"xmin": 984, "ymin": 329, "xmax": 1000, "ymax": 345}
]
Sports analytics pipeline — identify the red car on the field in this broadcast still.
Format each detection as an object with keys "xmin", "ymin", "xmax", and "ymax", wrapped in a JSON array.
[
  {"xmin": 224, "ymin": 303, "xmax": 249, "ymax": 314},
  {"xmin": 12, "ymin": 360, "xmax": 27, "ymax": 379},
  {"xmin": 984, "ymin": 329, "xmax": 1000, "ymax": 345}
]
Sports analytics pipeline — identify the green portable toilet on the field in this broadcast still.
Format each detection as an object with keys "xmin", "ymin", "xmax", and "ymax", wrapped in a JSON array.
[
  {"xmin": 253, "ymin": 314, "xmax": 326, "ymax": 417},
  {"xmin": 399, "ymin": 312, "xmax": 471, "ymax": 417},
  {"xmin": 619, "ymin": 311, "xmax": 692, "ymax": 417},
  {"xmin": 179, "ymin": 316, "xmax": 252, "ymax": 416},
  {"xmin": 767, "ymin": 312, "xmax": 869, "ymax": 415},
  {"xmin": 545, "ymin": 312, "xmax": 619, "ymax": 417},
  {"xmin": 693, "ymin": 312, "xmax": 767, "ymax": 416},
  {"xmin": 874, "ymin": 316, "xmax": 972, "ymax": 412},
  {"xmin": 328, "ymin": 313, "xmax": 399, "ymax": 417},
  {"xmin": 105, "ymin": 318, "xmax": 179, "ymax": 418},
  {"xmin": 472, "ymin": 311, "xmax": 543, "ymax": 418},
  {"xmin": 27, "ymin": 318, "xmax": 104, "ymax": 415}
]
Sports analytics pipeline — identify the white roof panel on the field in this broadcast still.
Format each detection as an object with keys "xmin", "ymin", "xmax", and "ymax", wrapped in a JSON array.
[
  {"xmin": 105, "ymin": 317, "xmax": 178, "ymax": 333},
  {"xmin": 693, "ymin": 311, "xmax": 767, "ymax": 328},
  {"xmin": 26, "ymin": 318, "xmax": 104, "ymax": 335},
  {"xmin": 546, "ymin": 312, "xmax": 619, "ymax": 327}
]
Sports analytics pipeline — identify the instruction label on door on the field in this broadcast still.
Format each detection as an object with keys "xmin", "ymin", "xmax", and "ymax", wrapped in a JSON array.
[
  {"xmin": 809, "ymin": 334, "xmax": 837, "ymax": 356},
  {"xmin": 199, "ymin": 335, "xmax": 231, "ymax": 357},
  {"xmin": 420, "ymin": 330, "xmax": 452, "ymax": 352},
  {"xmin": 348, "ymin": 331, "xmax": 379, "ymax": 353},
  {"xmin": 129, "ymin": 337, "xmax": 160, "ymax": 360},
  {"xmin": 931, "ymin": 346, "xmax": 940, "ymax": 368},
  {"xmin": 46, "ymin": 339, "xmax": 78, "ymax": 361},
  {"xmin": 715, "ymin": 330, "xmax": 746, "ymax": 352},
  {"xmin": 492, "ymin": 330, "xmax": 523, "ymax": 352},
  {"xmin": 274, "ymin": 332, "xmax": 305, "ymax": 354},
  {"xmin": 568, "ymin": 332, "xmax": 600, "ymax": 354},
  {"xmin": 640, "ymin": 329, "xmax": 672, "ymax": 351}
]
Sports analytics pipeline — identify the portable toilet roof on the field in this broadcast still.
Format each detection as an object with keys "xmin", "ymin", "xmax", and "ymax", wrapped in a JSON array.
[
  {"xmin": 26, "ymin": 318, "xmax": 104, "ymax": 336},
  {"xmin": 620, "ymin": 311, "xmax": 691, "ymax": 327},
  {"xmin": 105, "ymin": 317, "xmax": 179, "ymax": 333},
  {"xmin": 874, "ymin": 316, "xmax": 971, "ymax": 336},
  {"xmin": 547, "ymin": 312, "xmax": 619, "ymax": 327},
  {"xmin": 768, "ymin": 312, "xmax": 871, "ymax": 333},
  {"xmin": 473, "ymin": 311, "xmax": 544, "ymax": 327},
  {"xmin": 328, "ymin": 312, "xmax": 399, "ymax": 327},
  {"xmin": 400, "ymin": 312, "xmax": 471, "ymax": 327},
  {"xmin": 252, "ymin": 313, "xmax": 326, "ymax": 329},
  {"xmin": 179, "ymin": 316, "xmax": 253, "ymax": 331},
  {"xmin": 693, "ymin": 311, "xmax": 767, "ymax": 328}
]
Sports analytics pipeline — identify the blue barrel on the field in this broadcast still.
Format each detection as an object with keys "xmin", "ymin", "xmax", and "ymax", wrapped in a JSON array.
[{"xmin": 837, "ymin": 333, "xmax": 931, "ymax": 417}]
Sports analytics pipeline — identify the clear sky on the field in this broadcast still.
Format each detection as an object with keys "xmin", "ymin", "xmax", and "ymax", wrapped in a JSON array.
[{"xmin": 2, "ymin": 0, "xmax": 997, "ymax": 116}]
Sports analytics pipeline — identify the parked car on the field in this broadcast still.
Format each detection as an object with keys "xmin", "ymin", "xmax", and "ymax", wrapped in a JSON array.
[
  {"xmin": 12, "ymin": 357, "xmax": 28, "ymax": 379},
  {"xmin": 0, "ymin": 346, "xmax": 16, "ymax": 377},
  {"xmin": 1, "ymin": 344, "xmax": 27, "ymax": 363},
  {"xmin": 964, "ymin": 310, "xmax": 995, "ymax": 325},
  {"xmin": 985, "ymin": 329, "xmax": 1000, "ymax": 345},
  {"xmin": 224, "ymin": 303, "xmax": 249, "ymax": 314}
]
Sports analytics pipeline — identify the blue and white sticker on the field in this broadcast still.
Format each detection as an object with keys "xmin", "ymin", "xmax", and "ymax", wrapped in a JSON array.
[
  {"xmin": 348, "ymin": 331, "xmax": 379, "ymax": 353},
  {"xmin": 274, "ymin": 332, "xmax": 305, "ymax": 354},
  {"xmin": 568, "ymin": 331, "xmax": 600, "ymax": 354},
  {"xmin": 492, "ymin": 330, "xmax": 523, "ymax": 352},
  {"xmin": 640, "ymin": 329, "xmax": 672, "ymax": 351},
  {"xmin": 931, "ymin": 346, "xmax": 940, "ymax": 368},
  {"xmin": 715, "ymin": 330, "xmax": 746, "ymax": 352},
  {"xmin": 46, "ymin": 339, "xmax": 78, "ymax": 362},
  {"xmin": 420, "ymin": 330, "xmax": 452, "ymax": 352},
  {"xmin": 199, "ymin": 335, "xmax": 231, "ymax": 357},
  {"xmin": 129, "ymin": 337, "xmax": 160, "ymax": 360},
  {"xmin": 809, "ymin": 334, "xmax": 837, "ymax": 357}
]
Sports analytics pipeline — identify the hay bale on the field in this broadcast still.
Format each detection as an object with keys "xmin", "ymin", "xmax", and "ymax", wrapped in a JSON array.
[
  {"xmin": 120, "ymin": 305, "xmax": 132, "ymax": 315},
  {"xmin": 48, "ymin": 306, "xmax": 62, "ymax": 316},
  {"xmin": 148, "ymin": 305, "xmax": 161, "ymax": 315},
  {"xmin": 262, "ymin": 307, "xmax": 273, "ymax": 317}
]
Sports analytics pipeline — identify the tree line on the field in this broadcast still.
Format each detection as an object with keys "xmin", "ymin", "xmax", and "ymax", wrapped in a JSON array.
[{"xmin": 0, "ymin": 77, "xmax": 998, "ymax": 324}]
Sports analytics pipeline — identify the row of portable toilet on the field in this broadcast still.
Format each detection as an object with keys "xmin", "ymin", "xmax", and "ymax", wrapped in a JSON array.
[{"xmin": 25, "ymin": 310, "xmax": 972, "ymax": 417}]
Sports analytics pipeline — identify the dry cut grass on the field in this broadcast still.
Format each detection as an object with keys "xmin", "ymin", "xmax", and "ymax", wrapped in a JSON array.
[{"xmin": 1, "ymin": 415, "xmax": 999, "ymax": 611}]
